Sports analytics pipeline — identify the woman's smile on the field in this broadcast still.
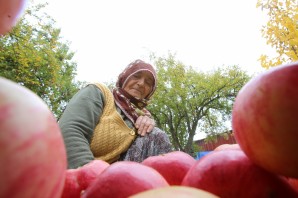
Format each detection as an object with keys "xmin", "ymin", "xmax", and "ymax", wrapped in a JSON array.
[{"xmin": 129, "ymin": 87, "xmax": 143, "ymax": 98}]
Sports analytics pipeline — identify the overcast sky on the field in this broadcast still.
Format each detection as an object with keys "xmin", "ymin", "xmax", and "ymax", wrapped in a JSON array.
[{"xmin": 31, "ymin": 0, "xmax": 274, "ymax": 85}]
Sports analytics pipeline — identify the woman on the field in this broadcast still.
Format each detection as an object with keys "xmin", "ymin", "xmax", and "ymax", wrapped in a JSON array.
[{"xmin": 59, "ymin": 59, "xmax": 172, "ymax": 169}]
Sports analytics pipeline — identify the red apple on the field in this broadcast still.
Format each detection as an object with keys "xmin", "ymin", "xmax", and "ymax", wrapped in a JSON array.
[
  {"xmin": 182, "ymin": 149, "xmax": 298, "ymax": 198},
  {"xmin": 77, "ymin": 160, "xmax": 110, "ymax": 190},
  {"xmin": 81, "ymin": 161, "xmax": 169, "ymax": 198},
  {"xmin": 0, "ymin": 0, "xmax": 27, "ymax": 35},
  {"xmin": 129, "ymin": 186, "xmax": 219, "ymax": 198},
  {"xmin": 232, "ymin": 62, "xmax": 298, "ymax": 178},
  {"xmin": 287, "ymin": 178, "xmax": 298, "ymax": 193},
  {"xmin": 213, "ymin": 143, "xmax": 241, "ymax": 151},
  {"xmin": 61, "ymin": 160, "xmax": 110, "ymax": 198},
  {"xmin": 0, "ymin": 77, "xmax": 67, "ymax": 198},
  {"xmin": 141, "ymin": 151, "xmax": 196, "ymax": 185},
  {"xmin": 61, "ymin": 170, "xmax": 81, "ymax": 198}
]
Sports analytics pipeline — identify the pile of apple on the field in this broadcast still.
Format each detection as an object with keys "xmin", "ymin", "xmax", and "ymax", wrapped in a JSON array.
[
  {"xmin": 1, "ymin": 6, "xmax": 298, "ymax": 197},
  {"xmin": 1, "ymin": 62, "xmax": 298, "ymax": 198}
]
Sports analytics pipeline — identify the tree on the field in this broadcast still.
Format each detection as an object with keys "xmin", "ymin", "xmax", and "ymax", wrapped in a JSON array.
[
  {"xmin": 148, "ymin": 53, "xmax": 251, "ymax": 155},
  {"xmin": 257, "ymin": 0, "xmax": 298, "ymax": 68},
  {"xmin": 0, "ymin": 2, "xmax": 81, "ymax": 118}
]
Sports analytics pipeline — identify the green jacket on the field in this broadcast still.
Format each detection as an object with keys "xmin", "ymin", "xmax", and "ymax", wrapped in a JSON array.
[{"xmin": 58, "ymin": 84, "xmax": 134, "ymax": 169}]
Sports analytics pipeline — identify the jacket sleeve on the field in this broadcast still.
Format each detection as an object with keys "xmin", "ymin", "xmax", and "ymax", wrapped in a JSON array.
[{"xmin": 58, "ymin": 84, "xmax": 105, "ymax": 169}]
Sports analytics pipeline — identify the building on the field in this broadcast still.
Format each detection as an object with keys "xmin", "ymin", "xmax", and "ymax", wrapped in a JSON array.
[{"xmin": 194, "ymin": 130, "xmax": 237, "ymax": 159}]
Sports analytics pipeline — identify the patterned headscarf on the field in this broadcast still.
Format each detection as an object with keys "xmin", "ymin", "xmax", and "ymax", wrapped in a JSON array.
[{"xmin": 112, "ymin": 59, "xmax": 157, "ymax": 123}]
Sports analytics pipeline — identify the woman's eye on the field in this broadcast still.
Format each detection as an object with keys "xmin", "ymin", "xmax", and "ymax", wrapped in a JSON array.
[
  {"xmin": 132, "ymin": 74, "xmax": 141, "ymax": 79},
  {"xmin": 145, "ymin": 79, "xmax": 153, "ymax": 86}
]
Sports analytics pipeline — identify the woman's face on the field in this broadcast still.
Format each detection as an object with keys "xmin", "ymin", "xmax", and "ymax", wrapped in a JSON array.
[{"xmin": 123, "ymin": 71, "xmax": 154, "ymax": 99}]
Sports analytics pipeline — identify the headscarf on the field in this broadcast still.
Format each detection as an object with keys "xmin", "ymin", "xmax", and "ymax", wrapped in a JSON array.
[{"xmin": 112, "ymin": 59, "xmax": 157, "ymax": 123}]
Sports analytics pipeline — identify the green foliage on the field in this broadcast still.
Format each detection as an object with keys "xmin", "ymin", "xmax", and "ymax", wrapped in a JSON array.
[
  {"xmin": 0, "ymin": 2, "xmax": 81, "ymax": 118},
  {"xmin": 148, "ymin": 53, "xmax": 251, "ymax": 154},
  {"xmin": 257, "ymin": 0, "xmax": 298, "ymax": 68}
]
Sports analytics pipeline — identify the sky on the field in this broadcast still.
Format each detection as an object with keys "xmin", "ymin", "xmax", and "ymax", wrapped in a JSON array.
[
  {"xmin": 31, "ymin": 0, "xmax": 275, "ymax": 139},
  {"xmin": 32, "ymin": 0, "xmax": 275, "ymax": 84}
]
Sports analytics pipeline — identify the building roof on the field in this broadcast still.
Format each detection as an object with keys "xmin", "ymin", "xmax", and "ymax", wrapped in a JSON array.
[{"xmin": 194, "ymin": 130, "xmax": 237, "ymax": 151}]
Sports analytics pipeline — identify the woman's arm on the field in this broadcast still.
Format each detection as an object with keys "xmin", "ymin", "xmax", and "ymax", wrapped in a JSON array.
[{"xmin": 59, "ymin": 84, "xmax": 105, "ymax": 169}]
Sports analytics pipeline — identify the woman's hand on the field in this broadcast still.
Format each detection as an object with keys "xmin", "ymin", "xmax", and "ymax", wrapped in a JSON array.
[{"xmin": 135, "ymin": 115, "xmax": 155, "ymax": 136}]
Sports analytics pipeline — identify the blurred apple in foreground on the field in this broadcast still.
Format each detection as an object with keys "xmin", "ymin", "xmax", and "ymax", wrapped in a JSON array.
[
  {"xmin": 182, "ymin": 149, "xmax": 298, "ymax": 198},
  {"xmin": 0, "ymin": 0, "xmax": 27, "ymax": 35},
  {"xmin": 81, "ymin": 161, "xmax": 169, "ymax": 198},
  {"xmin": 287, "ymin": 178, "xmax": 298, "ymax": 193},
  {"xmin": 213, "ymin": 143, "xmax": 241, "ymax": 151},
  {"xmin": 61, "ymin": 160, "xmax": 110, "ymax": 198},
  {"xmin": 0, "ymin": 77, "xmax": 67, "ymax": 198},
  {"xmin": 142, "ymin": 151, "xmax": 196, "ymax": 185},
  {"xmin": 129, "ymin": 186, "xmax": 219, "ymax": 198},
  {"xmin": 232, "ymin": 62, "xmax": 298, "ymax": 178}
]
